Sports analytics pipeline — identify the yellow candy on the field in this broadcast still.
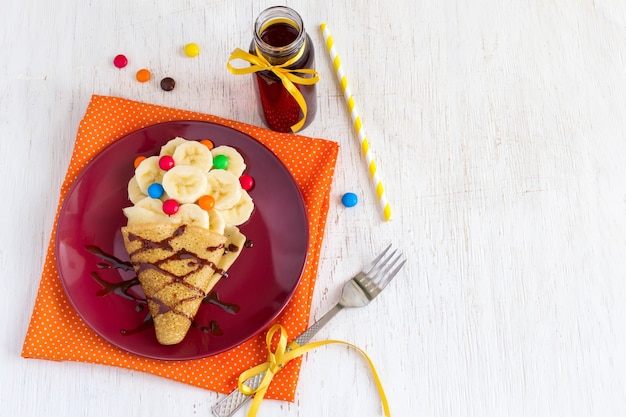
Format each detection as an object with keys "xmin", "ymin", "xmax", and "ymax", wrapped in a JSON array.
[{"xmin": 184, "ymin": 43, "xmax": 200, "ymax": 57}]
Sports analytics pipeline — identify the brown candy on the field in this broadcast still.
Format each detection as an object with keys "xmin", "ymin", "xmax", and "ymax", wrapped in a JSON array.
[{"xmin": 160, "ymin": 77, "xmax": 176, "ymax": 91}]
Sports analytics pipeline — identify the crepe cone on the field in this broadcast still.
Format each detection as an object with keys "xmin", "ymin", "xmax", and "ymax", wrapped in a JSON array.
[{"xmin": 121, "ymin": 223, "xmax": 227, "ymax": 345}]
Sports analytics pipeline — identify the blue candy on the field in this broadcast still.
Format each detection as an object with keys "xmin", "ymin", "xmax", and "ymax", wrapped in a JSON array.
[
  {"xmin": 341, "ymin": 192, "xmax": 358, "ymax": 208},
  {"xmin": 148, "ymin": 183, "xmax": 165, "ymax": 199}
]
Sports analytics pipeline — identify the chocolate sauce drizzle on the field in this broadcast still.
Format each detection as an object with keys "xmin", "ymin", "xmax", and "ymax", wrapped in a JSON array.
[
  {"xmin": 85, "ymin": 245, "xmax": 134, "ymax": 271},
  {"xmin": 203, "ymin": 291, "xmax": 240, "ymax": 314},
  {"xmin": 85, "ymin": 235, "xmax": 240, "ymax": 338},
  {"xmin": 126, "ymin": 225, "xmax": 222, "ymax": 321}
]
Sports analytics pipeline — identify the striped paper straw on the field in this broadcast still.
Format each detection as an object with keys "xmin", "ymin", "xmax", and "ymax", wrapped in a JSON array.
[{"xmin": 320, "ymin": 23, "xmax": 392, "ymax": 221}]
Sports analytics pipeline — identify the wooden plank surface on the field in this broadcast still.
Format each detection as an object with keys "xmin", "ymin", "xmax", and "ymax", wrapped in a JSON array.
[{"xmin": 2, "ymin": 0, "xmax": 626, "ymax": 416}]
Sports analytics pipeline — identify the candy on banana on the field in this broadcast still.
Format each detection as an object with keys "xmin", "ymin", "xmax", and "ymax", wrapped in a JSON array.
[
  {"xmin": 124, "ymin": 137, "xmax": 255, "ymax": 232},
  {"xmin": 211, "ymin": 145, "xmax": 247, "ymax": 177}
]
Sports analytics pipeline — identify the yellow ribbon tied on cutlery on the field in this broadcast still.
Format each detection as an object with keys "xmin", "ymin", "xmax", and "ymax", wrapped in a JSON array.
[
  {"xmin": 238, "ymin": 324, "xmax": 391, "ymax": 417},
  {"xmin": 226, "ymin": 45, "xmax": 319, "ymax": 133}
]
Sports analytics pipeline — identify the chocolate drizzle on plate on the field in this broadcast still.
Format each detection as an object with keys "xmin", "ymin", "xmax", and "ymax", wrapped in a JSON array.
[
  {"xmin": 85, "ymin": 243, "xmax": 239, "ymax": 338},
  {"xmin": 203, "ymin": 291, "xmax": 240, "ymax": 314}
]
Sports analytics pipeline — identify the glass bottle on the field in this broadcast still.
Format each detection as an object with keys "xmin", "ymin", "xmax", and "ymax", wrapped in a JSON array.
[{"xmin": 249, "ymin": 6, "xmax": 317, "ymax": 133}]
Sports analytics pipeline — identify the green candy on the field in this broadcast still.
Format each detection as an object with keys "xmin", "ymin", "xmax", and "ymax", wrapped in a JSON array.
[{"xmin": 213, "ymin": 154, "xmax": 229, "ymax": 170}]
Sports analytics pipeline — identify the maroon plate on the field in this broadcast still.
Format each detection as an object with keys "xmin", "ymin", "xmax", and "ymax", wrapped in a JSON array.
[{"xmin": 55, "ymin": 121, "xmax": 309, "ymax": 360}]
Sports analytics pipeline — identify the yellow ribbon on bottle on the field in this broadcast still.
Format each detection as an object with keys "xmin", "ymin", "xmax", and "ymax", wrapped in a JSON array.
[
  {"xmin": 238, "ymin": 324, "xmax": 391, "ymax": 417},
  {"xmin": 226, "ymin": 44, "xmax": 320, "ymax": 133}
]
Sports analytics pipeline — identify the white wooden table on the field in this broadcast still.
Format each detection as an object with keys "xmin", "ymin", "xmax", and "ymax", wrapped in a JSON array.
[{"xmin": 3, "ymin": 0, "xmax": 626, "ymax": 416}]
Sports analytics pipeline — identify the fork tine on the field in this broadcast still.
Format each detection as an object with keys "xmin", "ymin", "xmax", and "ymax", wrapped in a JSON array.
[
  {"xmin": 358, "ymin": 247, "xmax": 406, "ymax": 299},
  {"xmin": 372, "ymin": 248, "xmax": 404, "ymax": 283},
  {"xmin": 361, "ymin": 244, "xmax": 392, "ymax": 276},
  {"xmin": 358, "ymin": 247, "xmax": 394, "ymax": 291},
  {"xmin": 376, "ymin": 255, "xmax": 406, "ymax": 290}
]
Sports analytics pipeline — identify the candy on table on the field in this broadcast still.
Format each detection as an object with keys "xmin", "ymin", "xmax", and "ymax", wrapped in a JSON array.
[
  {"xmin": 184, "ymin": 43, "xmax": 200, "ymax": 57},
  {"xmin": 113, "ymin": 54, "xmax": 128, "ymax": 68},
  {"xmin": 136, "ymin": 68, "xmax": 151, "ymax": 82},
  {"xmin": 160, "ymin": 77, "xmax": 176, "ymax": 91},
  {"xmin": 341, "ymin": 192, "xmax": 358, "ymax": 208}
]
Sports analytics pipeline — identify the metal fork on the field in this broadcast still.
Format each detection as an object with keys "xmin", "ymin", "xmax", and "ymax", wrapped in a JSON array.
[{"xmin": 211, "ymin": 244, "xmax": 406, "ymax": 417}]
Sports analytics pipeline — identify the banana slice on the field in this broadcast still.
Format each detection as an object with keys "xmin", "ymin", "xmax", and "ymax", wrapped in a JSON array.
[
  {"xmin": 207, "ymin": 209, "xmax": 226, "ymax": 235},
  {"xmin": 220, "ymin": 190, "xmax": 254, "ymax": 226},
  {"xmin": 123, "ymin": 197, "xmax": 173, "ymax": 225},
  {"xmin": 134, "ymin": 156, "xmax": 164, "ymax": 194},
  {"xmin": 173, "ymin": 203, "xmax": 210, "ymax": 229},
  {"xmin": 204, "ymin": 170, "xmax": 242, "ymax": 210},
  {"xmin": 211, "ymin": 145, "xmax": 246, "ymax": 177},
  {"xmin": 127, "ymin": 176, "xmax": 146, "ymax": 204},
  {"xmin": 173, "ymin": 140, "xmax": 213, "ymax": 172},
  {"xmin": 159, "ymin": 137, "xmax": 187, "ymax": 157},
  {"xmin": 162, "ymin": 165, "xmax": 208, "ymax": 204}
]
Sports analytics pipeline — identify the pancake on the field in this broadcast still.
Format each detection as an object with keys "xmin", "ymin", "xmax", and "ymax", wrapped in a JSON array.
[{"xmin": 121, "ymin": 223, "xmax": 227, "ymax": 345}]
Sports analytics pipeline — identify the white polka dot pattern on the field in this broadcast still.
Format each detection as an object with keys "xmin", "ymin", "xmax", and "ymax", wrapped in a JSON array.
[{"xmin": 21, "ymin": 95, "xmax": 339, "ymax": 402}]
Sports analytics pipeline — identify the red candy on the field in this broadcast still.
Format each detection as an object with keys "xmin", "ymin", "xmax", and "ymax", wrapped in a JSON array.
[
  {"xmin": 162, "ymin": 199, "xmax": 180, "ymax": 215},
  {"xmin": 239, "ymin": 174, "xmax": 254, "ymax": 190},
  {"xmin": 159, "ymin": 155, "xmax": 175, "ymax": 170},
  {"xmin": 113, "ymin": 54, "xmax": 128, "ymax": 68}
]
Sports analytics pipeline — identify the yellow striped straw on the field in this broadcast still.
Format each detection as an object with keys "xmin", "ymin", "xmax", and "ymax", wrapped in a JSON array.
[{"xmin": 320, "ymin": 23, "xmax": 392, "ymax": 221}]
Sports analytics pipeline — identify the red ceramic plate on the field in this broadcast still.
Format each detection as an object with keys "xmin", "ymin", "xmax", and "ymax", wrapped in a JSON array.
[{"xmin": 55, "ymin": 121, "xmax": 309, "ymax": 360}]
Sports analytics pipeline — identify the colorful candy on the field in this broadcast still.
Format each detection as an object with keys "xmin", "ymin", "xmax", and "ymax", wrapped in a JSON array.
[
  {"xmin": 113, "ymin": 54, "xmax": 128, "ymax": 68},
  {"xmin": 341, "ymin": 192, "xmax": 358, "ymax": 208},
  {"xmin": 162, "ymin": 199, "xmax": 180, "ymax": 215},
  {"xmin": 213, "ymin": 154, "xmax": 229, "ymax": 170},
  {"xmin": 184, "ymin": 43, "xmax": 200, "ymax": 57},
  {"xmin": 160, "ymin": 77, "xmax": 176, "ymax": 91},
  {"xmin": 136, "ymin": 68, "xmax": 151, "ymax": 82},
  {"xmin": 147, "ymin": 183, "xmax": 165, "ymax": 199},
  {"xmin": 133, "ymin": 155, "xmax": 147, "ymax": 169},
  {"xmin": 198, "ymin": 195, "xmax": 215, "ymax": 211},
  {"xmin": 159, "ymin": 155, "xmax": 175, "ymax": 170},
  {"xmin": 239, "ymin": 174, "xmax": 254, "ymax": 191},
  {"xmin": 200, "ymin": 139, "xmax": 214, "ymax": 150}
]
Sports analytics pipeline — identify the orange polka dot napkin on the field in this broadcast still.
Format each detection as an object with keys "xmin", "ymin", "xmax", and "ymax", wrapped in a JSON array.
[{"xmin": 22, "ymin": 95, "xmax": 339, "ymax": 402}]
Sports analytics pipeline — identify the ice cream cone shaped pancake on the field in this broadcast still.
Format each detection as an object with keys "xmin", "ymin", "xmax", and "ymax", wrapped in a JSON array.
[
  {"xmin": 122, "ymin": 137, "xmax": 254, "ymax": 345},
  {"xmin": 121, "ymin": 222, "xmax": 227, "ymax": 345}
]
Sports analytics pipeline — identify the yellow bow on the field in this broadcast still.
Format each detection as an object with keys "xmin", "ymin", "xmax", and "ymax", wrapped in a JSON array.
[
  {"xmin": 238, "ymin": 324, "xmax": 391, "ymax": 417},
  {"xmin": 226, "ymin": 45, "xmax": 319, "ymax": 133}
]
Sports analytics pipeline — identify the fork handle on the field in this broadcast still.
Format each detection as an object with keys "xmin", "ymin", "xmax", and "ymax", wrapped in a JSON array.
[{"xmin": 211, "ymin": 303, "xmax": 345, "ymax": 417}]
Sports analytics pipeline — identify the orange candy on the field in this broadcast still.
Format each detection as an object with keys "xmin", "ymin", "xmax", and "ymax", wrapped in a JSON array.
[
  {"xmin": 133, "ymin": 155, "xmax": 146, "ymax": 168},
  {"xmin": 136, "ymin": 69, "xmax": 151, "ymax": 82},
  {"xmin": 198, "ymin": 195, "xmax": 215, "ymax": 211},
  {"xmin": 200, "ymin": 139, "xmax": 214, "ymax": 150}
]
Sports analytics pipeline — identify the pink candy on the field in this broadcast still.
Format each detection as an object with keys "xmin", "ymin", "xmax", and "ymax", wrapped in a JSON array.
[{"xmin": 113, "ymin": 54, "xmax": 128, "ymax": 68}]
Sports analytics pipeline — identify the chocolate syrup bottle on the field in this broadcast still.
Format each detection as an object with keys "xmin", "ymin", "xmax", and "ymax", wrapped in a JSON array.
[{"xmin": 249, "ymin": 6, "xmax": 318, "ymax": 133}]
